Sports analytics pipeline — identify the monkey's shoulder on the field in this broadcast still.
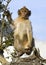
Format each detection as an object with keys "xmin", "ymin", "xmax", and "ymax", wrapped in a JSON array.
[
  {"xmin": 13, "ymin": 17, "xmax": 32, "ymax": 27},
  {"xmin": 15, "ymin": 18, "xmax": 30, "ymax": 22}
]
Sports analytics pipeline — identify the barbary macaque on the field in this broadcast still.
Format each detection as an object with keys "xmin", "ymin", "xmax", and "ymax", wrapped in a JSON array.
[
  {"xmin": 13, "ymin": 6, "xmax": 35, "ymax": 56},
  {"xmin": 2, "ymin": 7, "xmax": 46, "ymax": 62}
]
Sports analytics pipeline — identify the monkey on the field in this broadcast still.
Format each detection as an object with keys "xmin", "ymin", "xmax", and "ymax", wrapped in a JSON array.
[
  {"xmin": 3, "ymin": 7, "xmax": 46, "ymax": 62},
  {"xmin": 13, "ymin": 6, "xmax": 35, "ymax": 56}
]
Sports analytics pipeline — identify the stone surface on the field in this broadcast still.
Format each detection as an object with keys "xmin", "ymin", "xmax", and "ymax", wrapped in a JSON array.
[
  {"xmin": 10, "ymin": 54, "xmax": 46, "ymax": 65},
  {"xmin": 0, "ymin": 53, "xmax": 46, "ymax": 65}
]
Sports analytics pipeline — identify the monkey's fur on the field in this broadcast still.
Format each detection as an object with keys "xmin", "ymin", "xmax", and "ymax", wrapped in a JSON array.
[
  {"xmin": 2, "ymin": 7, "xmax": 45, "ymax": 62},
  {"xmin": 13, "ymin": 6, "xmax": 35, "ymax": 56}
]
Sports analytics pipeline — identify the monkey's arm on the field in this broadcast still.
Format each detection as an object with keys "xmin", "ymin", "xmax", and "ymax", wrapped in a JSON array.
[
  {"xmin": 9, "ymin": 19, "xmax": 17, "ymax": 32},
  {"xmin": 27, "ymin": 22, "xmax": 33, "ymax": 48}
]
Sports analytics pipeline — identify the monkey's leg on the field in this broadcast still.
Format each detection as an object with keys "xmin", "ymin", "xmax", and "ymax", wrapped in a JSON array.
[
  {"xmin": 14, "ymin": 35, "xmax": 25, "ymax": 57},
  {"xmin": 25, "ymin": 38, "xmax": 35, "ymax": 55}
]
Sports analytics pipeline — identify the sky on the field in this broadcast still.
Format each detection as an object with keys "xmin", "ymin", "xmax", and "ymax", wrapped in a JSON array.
[{"xmin": 3, "ymin": 0, "xmax": 46, "ymax": 41}]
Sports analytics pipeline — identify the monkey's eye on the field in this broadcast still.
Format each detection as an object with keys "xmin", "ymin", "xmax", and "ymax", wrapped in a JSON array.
[
  {"xmin": 24, "ymin": 10, "xmax": 27, "ymax": 12},
  {"xmin": 22, "ymin": 10, "xmax": 27, "ymax": 12},
  {"xmin": 21, "ymin": 10, "xmax": 24, "ymax": 12}
]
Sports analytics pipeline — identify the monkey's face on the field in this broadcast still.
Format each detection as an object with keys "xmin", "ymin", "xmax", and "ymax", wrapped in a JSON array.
[
  {"xmin": 20, "ymin": 9, "xmax": 28, "ymax": 18},
  {"xmin": 18, "ymin": 7, "xmax": 31, "ymax": 19}
]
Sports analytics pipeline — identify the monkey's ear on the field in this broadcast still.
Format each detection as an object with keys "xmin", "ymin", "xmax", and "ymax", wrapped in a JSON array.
[
  {"xmin": 28, "ymin": 10, "xmax": 31, "ymax": 16},
  {"xmin": 18, "ymin": 9, "xmax": 21, "ymax": 16}
]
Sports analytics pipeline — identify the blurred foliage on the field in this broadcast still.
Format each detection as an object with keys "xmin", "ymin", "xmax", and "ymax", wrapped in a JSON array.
[
  {"xmin": 0, "ymin": 14, "xmax": 14, "ymax": 50},
  {"xmin": 0, "ymin": 0, "xmax": 14, "ymax": 51}
]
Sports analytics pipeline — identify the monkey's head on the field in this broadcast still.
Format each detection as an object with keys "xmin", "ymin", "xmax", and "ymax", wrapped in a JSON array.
[{"xmin": 18, "ymin": 6, "xmax": 31, "ymax": 19}]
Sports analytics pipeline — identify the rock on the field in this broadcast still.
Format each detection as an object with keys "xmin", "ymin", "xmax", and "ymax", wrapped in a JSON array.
[
  {"xmin": 10, "ymin": 54, "xmax": 46, "ymax": 65},
  {"xmin": 0, "ymin": 55, "xmax": 8, "ymax": 65},
  {"xmin": 0, "ymin": 53, "xmax": 46, "ymax": 65}
]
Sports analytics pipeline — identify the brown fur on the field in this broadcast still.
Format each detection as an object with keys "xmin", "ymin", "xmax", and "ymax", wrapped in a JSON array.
[
  {"xmin": 13, "ymin": 6, "xmax": 33, "ymax": 56},
  {"xmin": 18, "ymin": 6, "xmax": 31, "ymax": 19}
]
